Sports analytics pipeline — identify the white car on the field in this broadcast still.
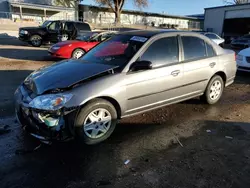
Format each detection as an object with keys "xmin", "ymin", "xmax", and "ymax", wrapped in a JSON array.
[
  {"xmin": 236, "ymin": 47, "xmax": 250, "ymax": 72},
  {"xmin": 200, "ymin": 32, "xmax": 225, "ymax": 46}
]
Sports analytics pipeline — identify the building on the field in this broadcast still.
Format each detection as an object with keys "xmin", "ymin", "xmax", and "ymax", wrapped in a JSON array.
[
  {"xmin": 79, "ymin": 5, "xmax": 203, "ymax": 30},
  {"xmin": 204, "ymin": 3, "xmax": 250, "ymax": 39},
  {"xmin": 0, "ymin": 1, "xmax": 203, "ymax": 30},
  {"xmin": 0, "ymin": 0, "xmax": 75, "ymax": 22}
]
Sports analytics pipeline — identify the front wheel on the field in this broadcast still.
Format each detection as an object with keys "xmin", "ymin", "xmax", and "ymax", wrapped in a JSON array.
[
  {"xmin": 30, "ymin": 35, "xmax": 42, "ymax": 47},
  {"xmin": 201, "ymin": 75, "xmax": 224, "ymax": 104},
  {"xmin": 75, "ymin": 99, "xmax": 117, "ymax": 145},
  {"xmin": 72, "ymin": 48, "xmax": 85, "ymax": 59}
]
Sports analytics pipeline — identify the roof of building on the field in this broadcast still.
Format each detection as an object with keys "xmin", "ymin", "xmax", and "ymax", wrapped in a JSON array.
[
  {"xmin": 205, "ymin": 3, "xmax": 250, "ymax": 10},
  {"xmin": 9, "ymin": 1, "xmax": 75, "ymax": 11},
  {"xmin": 80, "ymin": 4, "xmax": 203, "ymax": 20}
]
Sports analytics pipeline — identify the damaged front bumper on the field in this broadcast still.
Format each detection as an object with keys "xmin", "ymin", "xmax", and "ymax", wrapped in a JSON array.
[{"xmin": 15, "ymin": 85, "xmax": 77, "ymax": 143}]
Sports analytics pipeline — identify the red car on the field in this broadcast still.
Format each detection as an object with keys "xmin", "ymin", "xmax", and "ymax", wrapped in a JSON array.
[{"xmin": 48, "ymin": 31, "xmax": 116, "ymax": 59}]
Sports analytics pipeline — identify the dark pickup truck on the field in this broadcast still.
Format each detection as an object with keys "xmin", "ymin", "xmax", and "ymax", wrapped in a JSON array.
[{"xmin": 19, "ymin": 20, "xmax": 91, "ymax": 47}]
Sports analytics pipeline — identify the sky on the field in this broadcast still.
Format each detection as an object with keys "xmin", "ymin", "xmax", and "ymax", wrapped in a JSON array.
[{"xmin": 82, "ymin": 0, "xmax": 226, "ymax": 16}]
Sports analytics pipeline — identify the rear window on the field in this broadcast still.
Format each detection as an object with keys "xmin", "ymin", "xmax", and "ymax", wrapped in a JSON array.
[
  {"xmin": 75, "ymin": 23, "xmax": 91, "ymax": 31},
  {"xmin": 205, "ymin": 33, "xmax": 220, "ymax": 40}
]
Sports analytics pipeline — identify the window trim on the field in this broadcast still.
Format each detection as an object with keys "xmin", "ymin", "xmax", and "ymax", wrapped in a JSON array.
[{"xmin": 179, "ymin": 35, "xmax": 209, "ymax": 63}]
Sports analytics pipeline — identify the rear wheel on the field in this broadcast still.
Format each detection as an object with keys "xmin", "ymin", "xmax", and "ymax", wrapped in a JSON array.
[
  {"xmin": 72, "ymin": 48, "xmax": 85, "ymax": 59},
  {"xmin": 75, "ymin": 99, "xmax": 117, "ymax": 145},
  {"xmin": 201, "ymin": 75, "xmax": 224, "ymax": 104},
  {"xmin": 30, "ymin": 35, "xmax": 42, "ymax": 47}
]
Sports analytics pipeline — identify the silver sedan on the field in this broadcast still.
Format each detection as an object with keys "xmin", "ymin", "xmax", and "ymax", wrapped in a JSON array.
[{"xmin": 15, "ymin": 30, "xmax": 236, "ymax": 145}]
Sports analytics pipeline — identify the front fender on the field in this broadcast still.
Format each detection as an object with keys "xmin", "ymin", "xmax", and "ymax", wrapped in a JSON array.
[{"xmin": 64, "ymin": 73, "xmax": 127, "ymax": 115}]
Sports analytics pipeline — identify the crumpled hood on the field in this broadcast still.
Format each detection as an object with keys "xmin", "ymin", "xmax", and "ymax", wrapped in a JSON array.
[{"xmin": 24, "ymin": 59, "xmax": 118, "ymax": 95}]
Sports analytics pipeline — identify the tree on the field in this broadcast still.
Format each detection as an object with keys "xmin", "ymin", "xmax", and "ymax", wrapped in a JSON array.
[
  {"xmin": 223, "ymin": 0, "xmax": 249, "ymax": 4},
  {"xmin": 94, "ymin": 0, "xmax": 148, "ymax": 24}
]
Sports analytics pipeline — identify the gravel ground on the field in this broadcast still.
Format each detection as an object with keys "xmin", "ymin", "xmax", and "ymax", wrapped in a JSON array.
[{"xmin": 1, "ymin": 38, "xmax": 250, "ymax": 188}]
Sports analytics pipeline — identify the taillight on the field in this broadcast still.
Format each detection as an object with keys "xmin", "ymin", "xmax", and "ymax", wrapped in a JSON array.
[{"xmin": 235, "ymin": 53, "xmax": 236, "ymax": 61}]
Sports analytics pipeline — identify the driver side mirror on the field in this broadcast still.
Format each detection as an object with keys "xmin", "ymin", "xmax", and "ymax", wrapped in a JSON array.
[{"xmin": 130, "ymin": 60, "xmax": 152, "ymax": 72}]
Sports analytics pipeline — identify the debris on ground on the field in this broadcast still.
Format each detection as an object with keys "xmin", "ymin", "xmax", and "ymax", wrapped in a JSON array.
[
  {"xmin": 129, "ymin": 167, "xmax": 138, "ymax": 173},
  {"xmin": 124, "ymin": 159, "xmax": 130, "ymax": 165},
  {"xmin": 96, "ymin": 180, "xmax": 111, "ymax": 186},
  {"xmin": 176, "ymin": 137, "xmax": 184, "ymax": 147},
  {"xmin": 206, "ymin": 130, "xmax": 212, "ymax": 133},
  {"xmin": 15, "ymin": 144, "xmax": 42, "ymax": 155},
  {"xmin": 0, "ymin": 125, "xmax": 11, "ymax": 135},
  {"xmin": 225, "ymin": 136, "xmax": 233, "ymax": 139}
]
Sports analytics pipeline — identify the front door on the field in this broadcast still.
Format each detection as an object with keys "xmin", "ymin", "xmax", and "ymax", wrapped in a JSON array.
[
  {"xmin": 46, "ymin": 21, "xmax": 62, "ymax": 43},
  {"xmin": 125, "ymin": 36, "xmax": 185, "ymax": 115}
]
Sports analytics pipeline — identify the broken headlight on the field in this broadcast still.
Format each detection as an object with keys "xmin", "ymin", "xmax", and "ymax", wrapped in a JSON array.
[{"xmin": 29, "ymin": 94, "xmax": 73, "ymax": 111}]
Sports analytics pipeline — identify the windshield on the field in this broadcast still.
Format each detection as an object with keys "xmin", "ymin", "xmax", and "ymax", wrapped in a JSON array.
[
  {"xmin": 81, "ymin": 35, "xmax": 148, "ymax": 67},
  {"xmin": 41, "ymin": 20, "xmax": 51, "ymax": 27},
  {"xmin": 76, "ymin": 32, "xmax": 99, "ymax": 41}
]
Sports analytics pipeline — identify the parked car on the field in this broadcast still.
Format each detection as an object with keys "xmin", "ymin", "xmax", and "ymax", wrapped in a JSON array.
[
  {"xmin": 236, "ymin": 47, "xmax": 250, "ymax": 72},
  {"xmin": 15, "ymin": 30, "xmax": 236, "ymax": 145},
  {"xmin": 231, "ymin": 34, "xmax": 250, "ymax": 49},
  {"xmin": 19, "ymin": 20, "xmax": 91, "ymax": 47},
  {"xmin": 48, "ymin": 31, "xmax": 116, "ymax": 59},
  {"xmin": 200, "ymin": 32, "xmax": 225, "ymax": 46}
]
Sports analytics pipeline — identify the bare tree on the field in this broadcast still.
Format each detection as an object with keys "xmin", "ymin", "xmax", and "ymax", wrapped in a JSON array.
[
  {"xmin": 223, "ymin": 0, "xmax": 249, "ymax": 4},
  {"xmin": 94, "ymin": 0, "xmax": 148, "ymax": 24}
]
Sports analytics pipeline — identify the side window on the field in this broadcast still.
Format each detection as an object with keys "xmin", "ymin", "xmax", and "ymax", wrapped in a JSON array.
[
  {"xmin": 205, "ymin": 33, "xmax": 220, "ymax": 39},
  {"xmin": 48, "ymin": 21, "xmax": 60, "ymax": 31},
  {"xmin": 76, "ymin": 23, "xmax": 91, "ymax": 31},
  {"xmin": 206, "ymin": 42, "xmax": 215, "ymax": 57},
  {"xmin": 65, "ymin": 22, "xmax": 74, "ymax": 31},
  {"xmin": 182, "ymin": 36, "xmax": 206, "ymax": 61},
  {"xmin": 140, "ymin": 37, "xmax": 179, "ymax": 67}
]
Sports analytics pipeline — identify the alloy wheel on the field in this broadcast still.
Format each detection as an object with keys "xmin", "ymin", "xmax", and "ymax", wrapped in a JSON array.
[
  {"xmin": 83, "ymin": 108, "xmax": 112, "ymax": 139},
  {"xmin": 209, "ymin": 80, "xmax": 222, "ymax": 100}
]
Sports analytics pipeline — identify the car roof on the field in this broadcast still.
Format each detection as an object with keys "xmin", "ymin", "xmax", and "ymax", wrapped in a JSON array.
[
  {"xmin": 47, "ymin": 20, "xmax": 89, "ymax": 24},
  {"xmin": 118, "ymin": 30, "xmax": 183, "ymax": 37}
]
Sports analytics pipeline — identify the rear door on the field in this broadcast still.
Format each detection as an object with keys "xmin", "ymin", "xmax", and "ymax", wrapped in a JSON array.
[
  {"xmin": 64, "ymin": 21, "xmax": 75, "ymax": 40},
  {"xmin": 181, "ymin": 35, "xmax": 218, "ymax": 95}
]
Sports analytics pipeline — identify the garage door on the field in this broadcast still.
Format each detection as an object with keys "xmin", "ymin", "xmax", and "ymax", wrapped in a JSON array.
[{"xmin": 225, "ymin": 9, "xmax": 250, "ymax": 19}]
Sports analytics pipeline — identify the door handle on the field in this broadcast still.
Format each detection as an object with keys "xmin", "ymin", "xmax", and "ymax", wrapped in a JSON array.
[
  {"xmin": 209, "ymin": 62, "xmax": 216, "ymax": 68},
  {"xmin": 171, "ymin": 70, "xmax": 180, "ymax": 77}
]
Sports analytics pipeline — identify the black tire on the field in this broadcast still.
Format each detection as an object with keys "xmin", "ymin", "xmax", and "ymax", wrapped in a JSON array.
[
  {"xmin": 30, "ymin": 34, "xmax": 42, "ymax": 47},
  {"xmin": 75, "ymin": 99, "xmax": 117, "ymax": 145},
  {"xmin": 72, "ymin": 48, "xmax": 85, "ymax": 59},
  {"xmin": 201, "ymin": 75, "xmax": 224, "ymax": 105}
]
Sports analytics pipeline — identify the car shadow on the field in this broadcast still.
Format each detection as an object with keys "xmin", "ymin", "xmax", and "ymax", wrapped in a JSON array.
[{"xmin": 0, "ymin": 48, "xmax": 61, "ymax": 61}]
